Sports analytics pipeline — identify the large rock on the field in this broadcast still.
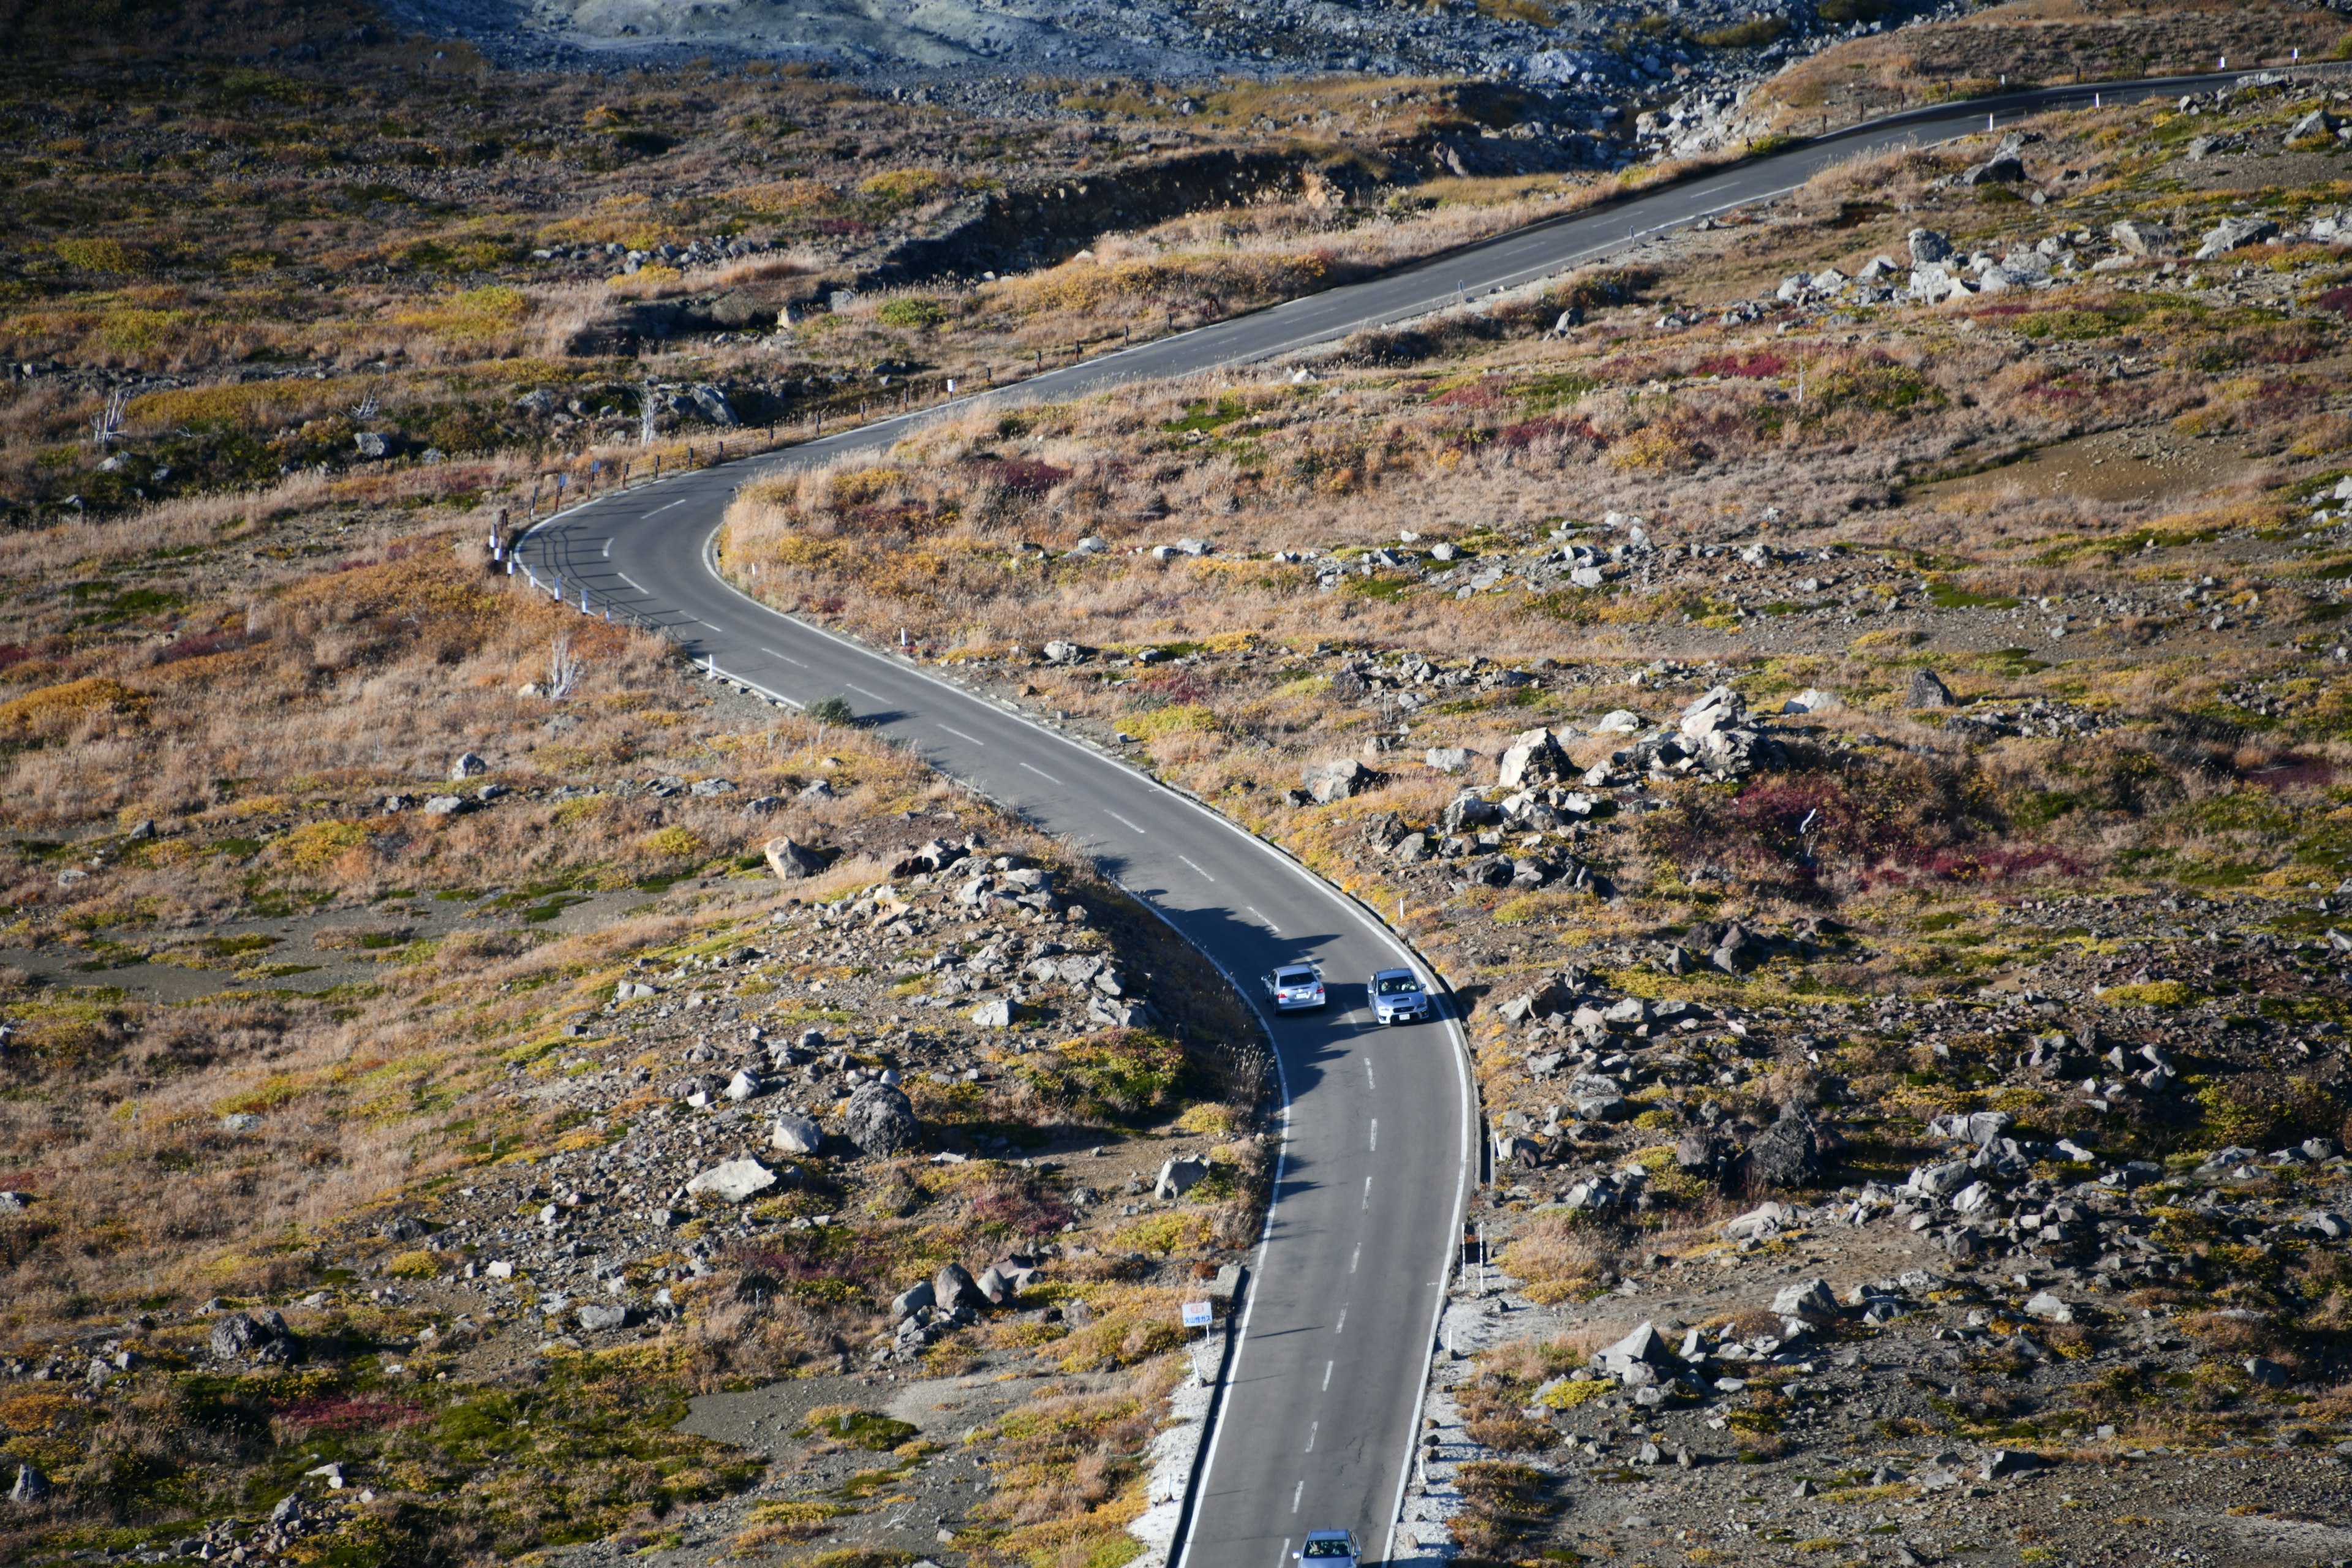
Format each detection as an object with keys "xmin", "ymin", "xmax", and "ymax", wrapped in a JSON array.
[
  {"xmin": 2109, "ymin": 219, "xmax": 2174, "ymax": 257},
  {"xmin": 1905, "ymin": 668, "xmax": 1955, "ymax": 709},
  {"xmin": 576, "ymin": 1302, "xmax": 630, "ymax": 1332},
  {"xmin": 764, "ymin": 837, "xmax": 827, "ymax": 880},
  {"xmin": 450, "ymin": 752, "xmax": 488, "ymax": 779},
  {"xmin": 1678, "ymin": 685, "xmax": 1746, "ymax": 739},
  {"xmin": 2024, "ymin": 1291, "xmax": 2075, "ymax": 1324},
  {"xmin": 1302, "ymin": 757, "xmax": 1381, "ymax": 804},
  {"xmin": 10, "ymin": 1460, "xmax": 47, "ymax": 1503},
  {"xmin": 2290, "ymin": 107, "xmax": 2343, "ymax": 142},
  {"xmin": 2196, "ymin": 214, "xmax": 2279, "ymax": 260},
  {"xmin": 1441, "ymin": 793, "xmax": 1503, "ymax": 832},
  {"xmin": 1960, "ymin": 154, "xmax": 2026, "ymax": 185},
  {"xmin": 933, "ymin": 1262, "xmax": 988, "ymax": 1313},
  {"xmin": 685, "ymin": 1158, "xmax": 778, "ymax": 1203},
  {"xmin": 970, "ymin": 998, "xmax": 1016, "ymax": 1029},
  {"xmin": 891, "ymin": 1280, "xmax": 935, "ymax": 1321},
  {"xmin": 1498, "ymin": 728, "xmax": 1570, "ymax": 788},
  {"xmin": 688, "ymin": 383, "xmax": 741, "ymax": 426},
  {"xmin": 842, "ymin": 1082, "xmax": 919, "ymax": 1156},
  {"xmin": 1156, "ymin": 1156, "xmax": 1210, "ymax": 1199},
  {"xmin": 1770, "ymin": 1278, "xmax": 1838, "ymax": 1320},
  {"xmin": 771, "ymin": 1113, "xmax": 823, "ymax": 1155},
  {"xmin": 1675, "ymin": 1128, "xmax": 1725, "ymax": 1174},
  {"xmin": 1907, "ymin": 227, "xmax": 1953, "ymax": 266},
  {"xmin": 208, "ymin": 1310, "xmax": 288, "ymax": 1361},
  {"xmin": 1595, "ymin": 1321, "xmax": 1670, "ymax": 1382},
  {"xmin": 1745, "ymin": 1114, "xmax": 1823, "ymax": 1189}
]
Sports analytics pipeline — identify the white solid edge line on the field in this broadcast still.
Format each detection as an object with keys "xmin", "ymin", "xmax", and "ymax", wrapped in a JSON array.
[
  {"xmin": 1159, "ymin": 925, "xmax": 1290, "ymax": 1568},
  {"xmin": 692, "ymin": 520, "xmax": 1476, "ymax": 1565}
]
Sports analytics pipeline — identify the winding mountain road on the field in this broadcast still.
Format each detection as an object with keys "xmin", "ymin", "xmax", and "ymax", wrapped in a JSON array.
[{"xmin": 516, "ymin": 64, "xmax": 2267, "ymax": 1564}]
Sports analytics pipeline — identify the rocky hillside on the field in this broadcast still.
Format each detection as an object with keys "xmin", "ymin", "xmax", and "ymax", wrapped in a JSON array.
[{"xmin": 0, "ymin": 465, "xmax": 1269, "ymax": 1567}]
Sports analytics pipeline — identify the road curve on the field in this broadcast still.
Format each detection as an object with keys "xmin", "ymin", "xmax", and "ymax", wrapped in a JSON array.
[{"xmin": 517, "ymin": 64, "xmax": 2271, "ymax": 1562}]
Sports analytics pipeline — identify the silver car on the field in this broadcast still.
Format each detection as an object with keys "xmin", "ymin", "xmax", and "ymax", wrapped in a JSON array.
[
  {"xmin": 1368, "ymin": 966, "xmax": 1428, "ymax": 1024},
  {"xmin": 1263, "ymin": 962, "xmax": 1327, "ymax": 1012},
  {"xmin": 1295, "ymin": 1530, "xmax": 1360, "ymax": 1566}
]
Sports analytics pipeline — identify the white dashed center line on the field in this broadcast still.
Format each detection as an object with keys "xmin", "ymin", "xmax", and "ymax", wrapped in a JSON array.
[
  {"xmin": 1019, "ymin": 761, "xmax": 1063, "ymax": 785},
  {"xmin": 938, "ymin": 724, "xmax": 983, "ymax": 746},
  {"xmin": 1105, "ymin": 810, "xmax": 1147, "ymax": 834},
  {"xmin": 1179, "ymin": 855, "xmax": 1216, "ymax": 883}
]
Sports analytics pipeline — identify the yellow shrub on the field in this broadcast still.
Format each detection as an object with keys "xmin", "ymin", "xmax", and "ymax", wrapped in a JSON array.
[
  {"xmin": 1126, "ymin": 703, "xmax": 1218, "ymax": 739},
  {"xmin": 2100, "ymin": 979, "xmax": 2193, "ymax": 1008},
  {"xmin": 645, "ymin": 826, "xmax": 704, "ymax": 860},
  {"xmin": 277, "ymin": 821, "xmax": 369, "ymax": 873},
  {"xmin": 1535, "ymin": 1377, "xmax": 1612, "ymax": 1409},
  {"xmin": 860, "ymin": 167, "xmax": 949, "ymax": 203},
  {"xmin": 95, "ymin": 307, "xmax": 182, "ymax": 358},
  {"xmin": 827, "ymin": 466, "xmax": 905, "ymax": 508},
  {"xmin": 0, "ymin": 677, "xmax": 149, "ymax": 736},
  {"xmin": 394, "ymin": 285, "xmax": 530, "ymax": 345},
  {"xmin": 1609, "ymin": 423, "xmax": 1701, "ymax": 472},
  {"xmin": 54, "ymin": 238, "xmax": 141, "ymax": 274},
  {"xmin": 383, "ymin": 1249, "xmax": 442, "ymax": 1279}
]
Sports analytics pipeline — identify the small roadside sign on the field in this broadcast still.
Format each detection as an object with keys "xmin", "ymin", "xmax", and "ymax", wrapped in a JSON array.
[{"xmin": 1180, "ymin": 1300, "xmax": 1213, "ymax": 1329}]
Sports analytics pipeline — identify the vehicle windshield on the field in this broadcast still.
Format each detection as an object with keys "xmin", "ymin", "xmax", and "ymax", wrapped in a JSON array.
[
  {"xmin": 1302, "ymin": 1542, "xmax": 1354, "ymax": 1558},
  {"xmin": 1275, "ymin": 968, "xmax": 1318, "ymax": 986},
  {"xmin": 1375, "ymin": 974, "xmax": 1419, "ymax": 995}
]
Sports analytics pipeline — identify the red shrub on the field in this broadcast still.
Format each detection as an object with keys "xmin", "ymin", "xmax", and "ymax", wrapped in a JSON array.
[
  {"xmin": 1691, "ymin": 350, "xmax": 1789, "ymax": 379},
  {"xmin": 968, "ymin": 456, "xmax": 1071, "ymax": 496},
  {"xmin": 273, "ymin": 1392, "xmax": 431, "ymax": 1436}
]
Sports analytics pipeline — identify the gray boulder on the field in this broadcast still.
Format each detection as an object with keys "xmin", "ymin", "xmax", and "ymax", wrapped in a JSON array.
[
  {"xmin": 352, "ymin": 431, "xmax": 393, "ymax": 460},
  {"xmin": 1770, "ymin": 1278, "xmax": 1838, "ymax": 1319},
  {"xmin": 934, "ymin": 1262, "xmax": 988, "ymax": 1313},
  {"xmin": 1960, "ymin": 154, "xmax": 2026, "ymax": 185},
  {"xmin": 1497, "ymin": 727, "xmax": 1570, "ymax": 788},
  {"xmin": 576, "ymin": 1302, "xmax": 629, "ymax": 1332},
  {"xmin": 2109, "ymin": 219, "xmax": 2174, "ymax": 257},
  {"xmin": 1441, "ymin": 793, "xmax": 1503, "ymax": 832},
  {"xmin": 1302, "ymin": 757, "xmax": 1381, "ymax": 804},
  {"xmin": 1595, "ymin": 1321, "xmax": 1670, "ymax": 1382},
  {"xmin": 771, "ymin": 1114, "xmax": 823, "ymax": 1156},
  {"xmin": 764, "ymin": 837, "xmax": 827, "ymax": 881},
  {"xmin": 208, "ymin": 1310, "xmax": 288, "ymax": 1361},
  {"xmin": 684, "ymin": 1158, "xmax": 778, "ymax": 1203},
  {"xmin": 2196, "ymin": 215, "xmax": 2279, "ymax": 260},
  {"xmin": 842, "ymin": 1082, "xmax": 919, "ymax": 1156},
  {"xmin": 2024, "ymin": 1291, "xmax": 2074, "ymax": 1324},
  {"xmin": 1906, "ymin": 668, "xmax": 1955, "ymax": 709},
  {"xmin": 1907, "ymin": 227, "xmax": 1953, "ymax": 266},
  {"xmin": 891, "ymin": 1280, "xmax": 935, "ymax": 1321},
  {"xmin": 450, "ymin": 752, "xmax": 488, "ymax": 779},
  {"xmin": 1156, "ymin": 1156, "xmax": 1210, "ymax": 1199},
  {"xmin": 10, "ymin": 1461, "xmax": 48, "ymax": 1503},
  {"xmin": 688, "ymin": 383, "xmax": 741, "ymax": 426},
  {"xmin": 1745, "ymin": 1114, "xmax": 1823, "ymax": 1189}
]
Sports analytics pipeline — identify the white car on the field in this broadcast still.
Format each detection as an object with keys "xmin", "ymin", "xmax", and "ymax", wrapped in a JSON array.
[
  {"xmin": 1263, "ymin": 962, "xmax": 1327, "ymax": 1012},
  {"xmin": 1368, "ymin": 967, "xmax": 1429, "ymax": 1024},
  {"xmin": 1295, "ymin": 1530, "xmax": 1360, "ymax": 1566}
]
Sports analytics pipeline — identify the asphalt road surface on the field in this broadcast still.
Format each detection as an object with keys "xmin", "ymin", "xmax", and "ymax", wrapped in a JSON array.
[{"xmin": 515, "ymin": 64, "xmax": 2267, "ymax": 1563}]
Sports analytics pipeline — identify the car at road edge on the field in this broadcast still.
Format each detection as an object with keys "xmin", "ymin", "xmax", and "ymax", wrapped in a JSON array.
[
  {"xmin": 1295, "ymin": 1529, "xmax": 1361, "ymax": 1565},
  {"xmin": 1368, "ymin": 965, "xmax": 1429, "ymax": 1025},
  {"xmin": 1262, "ymin": 962, "xmax": 1326, "ymax": 1011}
]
